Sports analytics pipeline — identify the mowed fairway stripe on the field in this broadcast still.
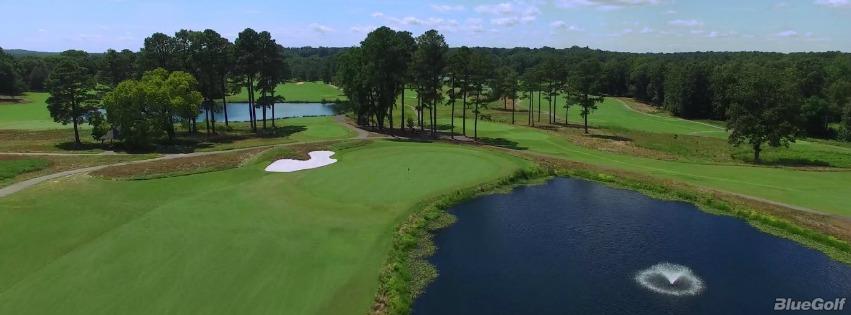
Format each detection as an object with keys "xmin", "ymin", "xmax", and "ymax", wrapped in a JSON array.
[{"xmin": 0, "ymin": 140, "xmax": 531, "ymax": 314}]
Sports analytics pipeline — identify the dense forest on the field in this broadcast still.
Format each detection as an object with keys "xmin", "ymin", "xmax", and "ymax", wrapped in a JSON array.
[{"xmin": 2, "ymin": 29, "xmax": 851, "ymax": 143}]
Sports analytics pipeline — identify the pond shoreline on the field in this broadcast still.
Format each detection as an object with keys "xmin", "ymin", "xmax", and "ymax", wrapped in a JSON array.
[{"xmin": 369, "ymin": 155, "xmax": 851, "ymax": 315}]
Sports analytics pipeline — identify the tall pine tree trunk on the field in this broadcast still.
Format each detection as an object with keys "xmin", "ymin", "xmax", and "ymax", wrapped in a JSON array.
[
  {"xmin": 462, "ymin": 88, "xmax": 467, "ymax": 136},
  {"xmin": 511, "ymin": 90, "xmax": 516, "ymax": 125},
  {"xmin": 271, "ymin": 90, "xmax": 277, "ymax": 128},
  {"xmin": 537, "ymin": 90, "xmax": 541, "ymax": 123},
  {"xmin": 222, "ymin": 79, "xmax": 229, "ymax": 127},
  {"xmin": 261, "ymin": 90, "xmax": 267, "ymax": 130},
  {"xmin": 71, "ymin": 100, "xmax": 81, "ymax": 146},
  {"xmin": 401, "ymin": 87, "xmax": 406, "ymax": 133},
  {"xmin": 474, "ymin": 89, "xmax": 480, "ymax": 141}
]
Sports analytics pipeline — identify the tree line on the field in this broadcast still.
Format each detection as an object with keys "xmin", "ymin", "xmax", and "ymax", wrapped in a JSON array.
[
  {"xmin": 1, "ymin": 28, "xmax": 292, "ymax": 149},
  {"xmin": 334, "ymin": 28, "xmax": 851, "ymax": 161}
]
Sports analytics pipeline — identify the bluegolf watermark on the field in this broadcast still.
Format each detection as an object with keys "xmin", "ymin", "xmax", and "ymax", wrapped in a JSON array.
[{"xmin": 774, "ymin": 298, "xmax": 846, "ymax": 311}]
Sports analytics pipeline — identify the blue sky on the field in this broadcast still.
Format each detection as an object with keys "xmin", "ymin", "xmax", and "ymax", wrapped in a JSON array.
[{"xmin": 1, "ymin": 0, "xmax": 850, "ymax": 52}]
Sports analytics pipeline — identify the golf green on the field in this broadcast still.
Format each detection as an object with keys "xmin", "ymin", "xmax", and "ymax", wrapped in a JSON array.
[{"xmin": 0, "ymin": 140, "xmax": 531, "ymax": 314}]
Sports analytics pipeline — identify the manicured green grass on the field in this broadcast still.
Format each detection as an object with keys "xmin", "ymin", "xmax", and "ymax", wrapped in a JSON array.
[
  {"xmin": 442, "ymin": 118, "xmax": 851, "ymax": 216},
  {"xmin": 0, "ymin": 140, "xmax": 531, "ymax": 314},
  {"xmin": 0, "ymin": 93, "xmax": 70, "ymax": 130},
  {"xmin": 595, "ymin": 98, "xmax": 727, "ymax": 137},
  {"xmin": 227, "ymin": 82, "xmax": 347, "ymax": 103},
  {"xmin": 0, "ymin": 158, "xmax": 50, "ymax": 181}
]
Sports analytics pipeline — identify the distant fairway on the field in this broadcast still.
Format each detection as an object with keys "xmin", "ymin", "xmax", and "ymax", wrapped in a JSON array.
[
  {"xmin": 228, "ymin": 81, "xmax": 347, "ymax": 103},
  {"xmin": 0, "ymin": 140, "xmax": 531, "ymax": 314},
  {"xmin": 0, "ymin": 93, "xmax": 67, "ymax": 130},
  {"xmin": 456, "ymin": 118, "xmax": 851, "ymax": 216}
]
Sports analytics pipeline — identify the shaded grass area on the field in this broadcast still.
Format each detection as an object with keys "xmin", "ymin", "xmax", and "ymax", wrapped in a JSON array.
[
  {"xmin": 0, "ymin": 116, "xmax": 354, "ymax": 154},
  {"xmin": 0, "ymin": 140, "xmax": 531, "ymax": 315},
  {"xmin": 227, "ymin": 81, "xmax": 347, "ymax": 103}
]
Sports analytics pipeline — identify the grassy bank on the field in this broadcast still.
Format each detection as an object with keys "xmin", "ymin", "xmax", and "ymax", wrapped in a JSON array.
[{"xmin": 371, "ymin": 166, "xmax": 547, "ymax": 315}]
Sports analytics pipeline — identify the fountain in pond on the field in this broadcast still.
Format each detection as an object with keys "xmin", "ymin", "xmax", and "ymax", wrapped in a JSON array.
[{"xmin": 635, "ymin": 263, "xmax": 705, "ymax": 296}]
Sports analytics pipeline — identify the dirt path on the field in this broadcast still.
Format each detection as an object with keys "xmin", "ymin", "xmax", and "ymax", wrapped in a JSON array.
[{"xmin": 335, "ymin": 115, "xmax": 370, "ymax": 139}]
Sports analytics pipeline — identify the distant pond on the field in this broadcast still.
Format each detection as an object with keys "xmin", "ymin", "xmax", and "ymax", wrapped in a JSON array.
[
  {"xmin": 197, "ymin": 102, "xmax": 336, "ymax": 122},
  {"xmin": 413, "ymin": 178, "xmax": 851, "ymax": 315}
]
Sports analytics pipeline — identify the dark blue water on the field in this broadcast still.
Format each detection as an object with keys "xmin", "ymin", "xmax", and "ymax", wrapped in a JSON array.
[
  {"xmin": 413, "ymin": 178, "xmax": 851, "ymax": 315},
  {"xmin": 198, "ymin": 103, "xmax": 336, "ymax": 122}
]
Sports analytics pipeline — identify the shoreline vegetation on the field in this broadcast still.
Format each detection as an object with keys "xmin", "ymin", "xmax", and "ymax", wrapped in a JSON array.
[{"xmin": 371, "ymin": 150, "xmax": 851, "ymax": 315}]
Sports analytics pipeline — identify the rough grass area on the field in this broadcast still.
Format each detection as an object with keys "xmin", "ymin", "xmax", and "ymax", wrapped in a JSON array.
[
  {"xmin": 0, "ymin": 116, "xmax": 354, "ymax": 154},
  {"xmin": 600, "ymin": 128, "xmax": 851, "ymax": 168},
  {"xmin": 92, "ymin": 148, "xmax": 269, "ymax": 180},
  {"xmin": 0, "ymin": 129, "xmax": 105, "ymax": 153},
  {"xmin": 227, "ymin": 81, "xmax": 347, "ymax": 103},
  {"xmin": 0, "ymin": 154, "xmax": 157, "ymax": 187}
]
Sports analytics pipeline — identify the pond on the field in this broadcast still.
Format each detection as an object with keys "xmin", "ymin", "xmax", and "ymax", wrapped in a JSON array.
[
  {"xmin": 197, "ymin": 102, "xmax": 336, "ymax": 122},
  {"xmin": 413, "ymin": 178, "xmax": 851, "ymax": 315}
]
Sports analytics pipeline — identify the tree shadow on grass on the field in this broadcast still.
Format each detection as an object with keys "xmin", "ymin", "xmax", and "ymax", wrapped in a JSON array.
[
  {"xmin": 388, "ymin": 138, "xmax": 434, "ymax": 144},
  {"xmin": 54, "ymin": 141, "xmax": 108, "ymax": 151},
  {"xmin": 746, "ymin": 157, "xmax": 832, "ymax": 168},
  {"xmin": 479, "ymin": 137, "xmax": 528, "ymax": 150},
  {"xmin": 588, "ymin": 134, "xmax": 632, "ymax": 142}
]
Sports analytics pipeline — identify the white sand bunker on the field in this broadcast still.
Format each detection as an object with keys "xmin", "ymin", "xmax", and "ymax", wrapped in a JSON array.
[{"xmin": 264, "ymin": 151, "xmax": 337, "ymax": 173}]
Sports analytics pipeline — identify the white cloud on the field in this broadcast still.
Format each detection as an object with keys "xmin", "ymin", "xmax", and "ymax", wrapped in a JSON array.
[
  {"xmin": 814, "ymin": 0, "xmax": 851, "ymax": 8},
  {"xmin": 663, "ymin": 9, "xmax": 677, "ymax": 14},
  {"xmin": 371, "ymin": 12, "xmax": 385, "ymax": 18},
  {"xmin": 550, "ymin": 20, "xmax": 584, "ymax": 31},
  {"xmin": 775, "ymin": 30, "xmax": 799, "ymax": 37},
  {"xmin": 380, "ymin": 15, "xmax": 464, "ymax": 32},
  {"xmin": 309, "ymin": 23, "xmax": 334, "ymax": 34},
  {"xmin": 475, "ymin": 1, "xmax": 541, "ymax": 26},
  {"xmin": 640, "ymin": 26, "xmax": 654, "ymax": 33},
  {"xmin": 431, "ymin": 4, "xmax": 465, "ymax": 12},
  {"xmin": 555, "ymin": 0, "xmax": 663, "ymax": 10},
  {"xmin": 668, "ymin": 19, "xmax": 704, "ymax": 27}
]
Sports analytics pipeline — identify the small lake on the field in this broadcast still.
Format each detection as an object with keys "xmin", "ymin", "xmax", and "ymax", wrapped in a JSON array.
[
  {"xmin": 197, "ymin": 102, "xmax": 336, "ymax": 122},
  {"xmin": 413, "ymin": 178, "xmax": 851, "ymax": 315}
]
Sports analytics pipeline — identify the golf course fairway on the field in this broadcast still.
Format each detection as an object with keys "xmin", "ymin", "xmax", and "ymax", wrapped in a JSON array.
[
  {"xmin": 455, "ymin": 118, "xmax": 851, "ymax": 216},
  {"xmin": 0, "ymin": 140, "xmax": 532, "ymax": 314}
]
